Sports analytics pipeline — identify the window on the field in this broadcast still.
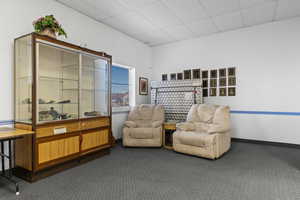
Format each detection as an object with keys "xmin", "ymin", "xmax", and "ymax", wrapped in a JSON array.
[{"xmin": 111, "ymin": 64, "xmax": 135, "ymax": 112}]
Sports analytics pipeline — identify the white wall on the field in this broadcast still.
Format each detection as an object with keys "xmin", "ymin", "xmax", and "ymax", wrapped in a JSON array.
[
  {"xmin": 152, "ymin": 17, "xmax": 300, "ymax": 145},
  {"xmin": 0, "ymin": 0, "xmax": 152, "ymax": 140}
]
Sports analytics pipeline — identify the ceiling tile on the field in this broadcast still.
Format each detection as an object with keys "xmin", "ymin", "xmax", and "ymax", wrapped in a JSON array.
[
  {"xmin": 213, "ymin": 11, "xmax": 243, "ymax": 31},
  {"xmin": 138, "ymin": 1, "xmax": 182, "ymax": 28},
  {"xmin": 276, "ymin": 0, "xmax": 300, "ymax": 20},
  {"xmin": 102, "ymin": 12, "xmax": 157, "ymax": 35},
  {"xmin": 200, "ymin": 0, "xmax": 240, "ymax": 16},
  {"xmin": 240, "ymin": 0, "xmax": 277, "ymax": 9},
  {"xmin": 161, "ymin": 0, "xmax": 208, "ymax": 22},
  {"xmin": 242, "ymin": 1, "xmax": 277, "ymax": 26},
  {"xmin": 186, "ymin": 19, "xmax": 218, "ymax": 36},
  {"xmin": 132, "ymin": 29, "xmax": 174, "ymax": 46},
  {"xmin": 56, "ymin": 0, "xmax": 111, "ymax": 20},
  {"xmin": 163, "ymin": 25, "xmax": 194, "ymax": 41},
  {"xmin": 118, "ymin": 0, "xmax": 158, "ymax": 10}
]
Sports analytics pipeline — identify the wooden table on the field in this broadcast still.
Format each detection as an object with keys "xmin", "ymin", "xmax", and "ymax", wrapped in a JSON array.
[
  {"xmin": 0, "ymin": 128, "xmax": 34, "ymax": 195},
  {"xmin": 163, "ymin": 122, "xmax": 177, "ymax": 150}
]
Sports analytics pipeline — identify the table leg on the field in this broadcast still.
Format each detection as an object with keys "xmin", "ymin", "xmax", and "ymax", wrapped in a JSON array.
[{"xmin": 1, "ymin": 141, "xmax": 4, "ymax": 176}]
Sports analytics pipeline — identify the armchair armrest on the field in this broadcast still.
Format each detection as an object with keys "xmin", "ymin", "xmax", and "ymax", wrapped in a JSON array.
[
  {"xmin": 152, "ymin": 121, "xmax": 163, "ymax": 128},
  {"xmin": 176, "ymin": 122, "xmax": 195, "ymax": 131},
  {"xmin": 124, "ymin": 121, "xmax": 137, "ymax": 128},
  {"xmin": 208, "ymin": 124, "xmax": 230, "ymax": 134}
]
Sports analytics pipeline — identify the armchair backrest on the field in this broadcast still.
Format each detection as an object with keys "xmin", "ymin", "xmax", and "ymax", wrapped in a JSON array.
[
  {"xmin": 187, "ymin": 104, "xmax": 230, "ymax": 126},
  {"xmin": 128, "ymin": 104, "xmax": 164, "ymax": 122}
]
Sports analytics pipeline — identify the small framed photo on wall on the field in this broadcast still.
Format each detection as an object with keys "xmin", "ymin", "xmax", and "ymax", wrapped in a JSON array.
[
  {"xmin": 177, "ymin": 73, "xmax": 183, "ymax": 80},
  {"xmin": 210, "ymin": 79, "xmax": 217, "ymax": 87},
  {"xmin": 210, "ymin": 88, "xmax": 217, "ymax": 96},
  {"xmin": 210, "ymin": 69, "xmax": 218, "ymax": 78},
  {"xmin": 170, "ymin": 73, "xmax": 177, "ymax": 81},
  {"xmin": 203, "ymin": 89, "xmax": 208, "ymax": 97},
  {"xmin": 228, "ymin": 87, "xmax": 236, "ymax": 96},
  {"xmin": 202, "ymin": 79, "xmax": 208, "ymax": 88},
  {"xmin": 192, "ymin": 69, "xmax": 201, "ymax": 79},
  {"xmin": 202, "ymin": 70, "xmax": 208, "ymax": 79},
  {"xmin": 228, "ymin": 67, "xmax": 236, "ymax": 76},
  {"xmin": 219, "ymin": 68, "xmax": 227, "ymax": 77},
  {"xmin": 139, "ymin": 77, "xmax": 148, "ymax": 95},
  {"xmin": 219, "ymin": 78, "xmax": 227, "ymax": 87},
  {"xmin": 228, "ymin": 77, "xmax": 236, "ymax": 86},
  {"xmin": 219, "ymin": 88, "xmax": 227, "ymax": 96},
  {"xmin": 162, "ymin": 74, "xmax": 168, "ymax": 81},
  {"xmin": 184, "ymin": 70, "xmax": 192, "ymax": 80}
]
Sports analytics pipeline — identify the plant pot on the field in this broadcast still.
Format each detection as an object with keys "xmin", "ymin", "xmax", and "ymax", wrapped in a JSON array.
[{"xmin": 40, "ymin": 28, "xmax": 56, "ymax": 38}]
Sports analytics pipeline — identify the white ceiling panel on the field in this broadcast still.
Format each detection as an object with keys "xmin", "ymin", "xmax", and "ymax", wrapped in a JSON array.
[
  {"xmin": 102, "ymin": 12, "xmax": 156, "ymax": 35},
  {"xmin": 161, "ymin": 0, "xmax": 208, "ymax": 22},
  {"xmin": 186, "ymin": 19, "xmax": 218, "ymax": 36},
  {"xmin": 163, "ymin": 25, "xmax": 194, "ymax": 41},
  {"xmin": 213, "ymin": 11, "xmax": 243, "ymax": 31},
  {"xmin": 242, "ymin": 1, "xmax": 277, "ymax": 26},
  {"xmin": 200, "ymin": 0, "xmax": 240, "ymax": 16},
  {"xmin": 55, "ymin": 0, "xmax": 300, "ymax": 46},
  {"xmin": 138, "ymin": 1, "xmax": 182, "ymax": 28},
  {"xmin": 276, "ymin": 0, "xmax": 300, "ymax": 20},
  {"xmin": 240, "ymin": 0, "xmax": 276, "ymax": 9}
]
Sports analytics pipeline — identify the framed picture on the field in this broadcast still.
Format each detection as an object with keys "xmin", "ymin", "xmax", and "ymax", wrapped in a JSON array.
[
  {"xmin": 219, "ymin": 78, "xmax": 227, "ymax": 86},
  {"xmin": 228, "ymin": 67, "xmax": 236, "ymax": 76},
  {"xmin": 162, "ymin": 74, "xmax": 168, "ymax": 81},
  {"xmin": 139, "ymin": 77, "xmax": 148, "ymax": 95},
  {"xmin": 210, "ymin": 88, "xmax": 217, "ymax": 96},
  {"xmin": 202, "ymin": 79, "xmax": 208, "ymax": 88},
  {"xmin": 184, "ymin": 70, "xmax": 191, "ymax": 80},
  {"xmin": 219, "ymin": 68, "xmax": 227, "ymax": 77},
  {"xmin": 228, "ymin": 77, "xmax": 236, "ymax": 86},
  {"xmin": 210, "ymin": 79, "xmax": 217, "ymax": 87},
  {"xmin": 202, "ymin": 70, "xmax": 208, "ymax": 79},
  {"xmin": 228, "ymin": 87, "xmax": 236, "ymax": 96},
  {"xmin": 192, "ymin": 69, "xmax": 201, "ymax": 79},
  {"xmin": 210, "ymin": 69, "xmax": 218, "ymax": 78},
  {"xmin": 203, "ymin": 89, "xmax": 208, "ymax": 97},
  {"xmin": 170, "ymin": 73, "xmax": 177, "ymax": 81},
  {"xmin": 219, "ymin": 88, "xmax": 227, "ymax": 96},
  {"xmin": 177, "ymin": 73, "xmax": 183, "ymax": 80}
]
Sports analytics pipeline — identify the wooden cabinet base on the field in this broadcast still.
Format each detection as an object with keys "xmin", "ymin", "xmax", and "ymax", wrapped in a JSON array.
[{"xmin": 13, "ymin": 148, "xmax": 110, "ymax": 182}]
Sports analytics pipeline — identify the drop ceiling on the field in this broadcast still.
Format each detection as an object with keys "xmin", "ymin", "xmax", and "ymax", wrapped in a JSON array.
[{"xmin": 56, "ymin": 0, "xmax": 300, "ymax": 46}]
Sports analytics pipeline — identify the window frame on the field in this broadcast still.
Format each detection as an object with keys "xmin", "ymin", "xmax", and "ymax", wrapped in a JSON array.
[{"xmin": 111, "ymin": 63, "xmax": 135, "ymax": 113}]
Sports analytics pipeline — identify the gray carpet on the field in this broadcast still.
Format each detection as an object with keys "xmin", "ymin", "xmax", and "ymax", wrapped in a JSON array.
[{"xmin": 1, "ymin": 142, "xmax": 300, "ymax": 200}]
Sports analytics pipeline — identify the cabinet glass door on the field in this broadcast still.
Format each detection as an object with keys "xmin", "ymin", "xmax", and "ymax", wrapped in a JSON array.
[
  {"xmin": 15, "ymin": 35, "xmax": 33, "ymax": 124},
  {"xmin": 37, "ymin": 43, "xmax": 79, "ymax": 124},
  {"xmin": 80, "ymin": 54, "xmax": 110, "ymax": 118}
]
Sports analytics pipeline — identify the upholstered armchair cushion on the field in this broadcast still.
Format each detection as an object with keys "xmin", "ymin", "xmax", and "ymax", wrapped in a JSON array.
[
  {"xmin": 130, "ymin": 128, "xmax": 153, "ymax": 139},
  {"xmin": 173, "ymin": 104, "xmax": 231, "ymax": 159},
  {"xmin": 176, "ymin": 122, "xmax": 195, "ymax": 131},
  {"xmin": 124, "ymin": 121, "xmax": 137, "ymax": 128},
  {"xmin": 123, "ymin": 104, "xmax": 165, "ymax": 147}
]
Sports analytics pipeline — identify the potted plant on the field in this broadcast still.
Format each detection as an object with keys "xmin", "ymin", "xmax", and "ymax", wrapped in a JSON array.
[{"xmin": 33, "ymin": 15, "xmax": 67, "ymax": 38}]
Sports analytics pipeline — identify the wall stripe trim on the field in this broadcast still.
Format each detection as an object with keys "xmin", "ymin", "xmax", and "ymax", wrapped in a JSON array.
[
  {"xmin": 0, "ymin": 120, "xmax": 14, "ymax": 125},
  {"xmin": 230, "ymin": 110, "xmax": 300, "ymax": 116}
]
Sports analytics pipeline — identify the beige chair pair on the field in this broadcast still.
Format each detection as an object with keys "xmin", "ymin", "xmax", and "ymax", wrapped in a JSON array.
[
  {"xmin": 123, "ymin": 104, "xmax": 164, "ymax": 147},
  {"xmin": 173, "ymin": 104, "xmax": 231, "ymax": 159}
]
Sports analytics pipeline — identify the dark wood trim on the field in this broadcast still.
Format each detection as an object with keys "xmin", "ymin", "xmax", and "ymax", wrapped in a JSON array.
[
  {"xmin": 36, "ymin": 131, "xmax": 81, "ymax": 143},
  {"xmin": 13, "ymin": 148, "xmax": 110, "ymax": 182},
  {"xmin": 232, "ymin": 138, "xmax": 300, "ymax": 149},
  {"xmin": 33, "ymin": 33, "xmax": 111, "ymax": 59},
  {"xmin": 80, "ymin": 126, "xmax": 110, "ymax": 134},
  {"xmin": 80, "ymin": 144, "xmax": 110, "ymax": 155}
]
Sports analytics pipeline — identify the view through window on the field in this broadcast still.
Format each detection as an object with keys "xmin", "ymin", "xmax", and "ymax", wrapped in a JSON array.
[{"xmin": 112, "ymin": 65, "xmax": 129, "ymax": 107}]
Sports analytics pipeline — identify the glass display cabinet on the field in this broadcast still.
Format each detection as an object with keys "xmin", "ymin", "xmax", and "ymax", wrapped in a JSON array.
[{"xmin": 14, "ymin": 33, "xmax": 112, "ymax": 181}]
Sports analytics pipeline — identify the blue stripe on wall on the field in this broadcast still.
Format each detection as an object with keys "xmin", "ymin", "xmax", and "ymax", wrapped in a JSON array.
[
  {"xmin": 231, "ymin": 110, "xmax": 300, "ymax": 116},
  {"xmin": 0, "ymin": 120, "xmax": 14, "ymax": 125}
]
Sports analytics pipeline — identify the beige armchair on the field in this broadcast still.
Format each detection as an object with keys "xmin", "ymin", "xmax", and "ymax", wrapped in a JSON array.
[
  {"xmin": 173, "ymin": 104, "xmax": 231, "ymax": 159},
  {"xmin": 123, "ymin": 104, "xmax": 164, "ymax": 147}
]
